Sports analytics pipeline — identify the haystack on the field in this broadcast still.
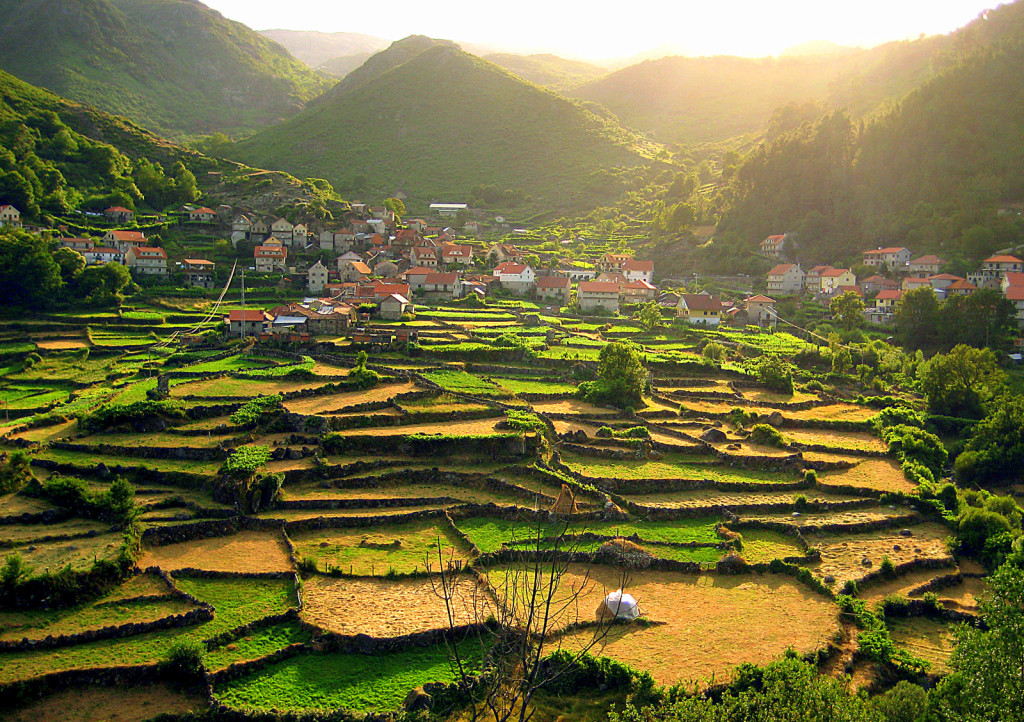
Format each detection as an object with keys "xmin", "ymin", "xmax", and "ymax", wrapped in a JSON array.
[
  {"xmin": 550, "ymin": 484, "xmax": 577, "ymax": 514},
  {"xmin": 596, "ymin": 537, "xmax": 654, "ymax": 568}
]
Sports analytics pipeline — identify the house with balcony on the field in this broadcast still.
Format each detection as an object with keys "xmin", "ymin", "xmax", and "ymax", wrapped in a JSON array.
[
  {"xmin": 125, "ymin": 246, "xmax": 167, "ymax": 276},
  {"xmin": 766, "ymin": 263, "xmax": 805, "ymax": 295},
  {"xmin": 862, "ymin": 247, "xmax": 911, "ymax": 270},
  {"xmin": 183, "ymin": 258, "xmax": 215, "ymax": 288},
  {"xmin": 578, "ymin": 281, "xmax": 620, "ymax": 313}
]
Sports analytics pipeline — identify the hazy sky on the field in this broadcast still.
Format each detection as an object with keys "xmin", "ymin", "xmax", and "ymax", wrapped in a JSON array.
[{"xmin": 204, "ymin": 0, "xmax": 997, "ymax": 62}]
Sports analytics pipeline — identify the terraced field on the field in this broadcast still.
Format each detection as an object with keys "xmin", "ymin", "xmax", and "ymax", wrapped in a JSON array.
[{"xmin": 0, "ymin": 306, "xmax": 974, "ymax": 717}]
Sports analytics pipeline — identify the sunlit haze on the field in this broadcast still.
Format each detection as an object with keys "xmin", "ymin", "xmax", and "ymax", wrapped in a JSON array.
[{"xmin": 203, "ymin": 0, "xmax": 997, "ymax": 61}]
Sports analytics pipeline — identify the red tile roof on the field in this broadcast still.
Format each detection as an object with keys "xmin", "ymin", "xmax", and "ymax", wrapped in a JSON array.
[
  {"xmin": 424, "ymin": 273, "xmax": 458, "ymax": 284},
  {"xmin": 1006, "ymin": 287, "xmax": 1024, "ymax": 301},
  {"xmin": 579, "ymin": 281, "xmax": 620, "ymax": 293},
  {"xmin": 1004, "ymin": 272, "xmax": 1024, "ymax": 287},
  {"xmin": 679, "ymin": 294, "xmax": 722, "ymax": 311},
  {"xmin": 623, "ymin": 260, "xmax": 654, "ymax": 272},
  {"xmin": 911, "ymin": 255, "xmax": 943, "ymax": 265},
  {"xmin": 536, "ymin": 276, "xmax": 571, "ymax": 289},
  {"xmin": 876, "ymin": 290, "xmax": 903, "ymax": 300},
  {"xmin": 746, "ymin": 295, "xmax": 775, "ymax": 303},
  {"xmin": 821, "ymin": 268, "xmax": 852, "ymax": 277},
  {"xmin": 495, "ymin": 262, "xmax": 528, "ymax": 275},
  {"xmin": 767, "ymin": 264, "xmax": 797, "ymax": 275},
  {"xmin": 229, "ymin": 310, "xmax": 266, "ymax": 321},
  {"xmin": 985, "ymin": 255, "xmax": 1023, "ymax": 264},
  {"xmin": 624, "ymin": 280, "xmax": 657, "ymax": 290}
]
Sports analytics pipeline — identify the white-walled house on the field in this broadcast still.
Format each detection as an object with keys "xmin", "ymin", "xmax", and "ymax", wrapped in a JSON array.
[
  {"xmin": 494, "ymin": 262, "xmax": 536, "ymax": 294},
  {"xmin": 766, "ymin": 263, "xmax": 805, "ymax": 295},
  {"xmin": 0, "ymin": 205, "xmax": 22, "ymax": 227},
  {"xmin": 307, "ymin": 260, "xmax": 329, "ymax": 293},
  {"xmin": 578, "ymin": 281, "xmax": 620, "ymax": 313},
  {"xmin": 125, "ymin": 246, "xmax": 167, "ymax": 276}
]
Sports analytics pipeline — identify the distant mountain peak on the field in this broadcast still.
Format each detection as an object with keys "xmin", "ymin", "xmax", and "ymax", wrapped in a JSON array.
[{"xmin": 780, "ymin": 40, "xmax": 858, "ymax": 57}]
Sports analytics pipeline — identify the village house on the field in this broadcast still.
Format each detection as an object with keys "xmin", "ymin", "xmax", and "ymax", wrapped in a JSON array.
[
  {"xmin": 595, "ymin": 253, "xmax": 632, "ymax": 273},
  {"xmin": 271, "ymin": 301, "xmax": 355, "ymax": 334},
  {"xmin": 254, "ymin": 239, "xmax": 288, "ymax": 273},
  {"xmin": 407, "ymin": 219, "xmax": 428, "ymax": 233},
  {"xmin": 804, "ymin": 265, "xmax": 833, "ymax": 295},
  {"xmin": 860, "ymin": 275, "xmax": 899, "ymax": 295},
  {"xmin": 487, "ymin": 244, "xmax": 522, "ymax": 263},
  {"xmin": 292, "ymin": 224, "xmax": 309, "ymax": 245},
  {"xmin": 338, "ymin": 259, "xmax": 372, "ymax": 283},
  {"xmin": 909, "ymin": 254, "xmax": 944, "ymax": 277},
  {"xmin": 766, "ymin": 263, "xmax": 805, "ymax": 296},
  {"xmin": 189, "ymin": 207, "xmax": 218, "ymax": 223},
  {"xmin": 622, "ymin": 259, "xmax": 654, "ymax": 283},
  {"xmin": 401, "ymin": 267, "xmax": 433, "ymax": 292},
  {"xmin": 902, "ymin": 277, "xmax": 934, "ymax": 293},
  {"xmin": 250, "ymin": 217, "xmax": 269, "ymax": 237},
  {"xmin": 760, "ymin": 234, "xmax": 786, "ymax": 258},
  {"xmin": 429, "ymin": 203, "xmax": 468, "ymax": 219},
  {"xmin": 677, "ymin": 294, "xmax": 723, "ymax": 326},
  {"xmin": 440, "ymin": 242, "xmax": 473, "ymax": 266},
  {"xmin": 928, "ymin": 273, "xmax": 966, "ymax": 293},
  {"xmin": 873, "ymin": 289, "xmax": 903, "ymax": 316},
  {"xmin": 183, "ymin": 259, "xmax": 215, "ymax": 288},
  {"xmin": 227, "ymin": 309, "xmax": 269, "ymax": 336},
  {"xmin": 595, "ymin": 271, "xmax": 628, "ymax": 285},
  {"xmin": 978, "ymin": 255, "xmax": 1024, "ymax": 289},
  {"xmin": 862, "ymin": 247, "xmax": 911, "ymax": 269},
  {"xmin": 946, "ymin": 279, "xmax": 978, "ymax": 296},
  {"xmin": 562, "ymin": 268, "xmax": 597, "ymax": 283},
  {"xmin": 125, "ymin": 246, "xmax": 167, "ymax": 276},
  {"xmin": 104, "ymin": 206, "xmax": 134, "ymax": 224},
  {"xmin": 463, "ymin": 220, "xmax": 481, "ymax": 236},
  {"xmin": 535, "ymin": 276, "xmax": 572, "ymax": 305},
  {"xmin": 410, "ymin": 245, "xmax": 440, "ymax": 268},
  {"xmin": 59, "ymin": 237, "xmax": 95, "ymax": 252},
  {"xmin": 104, "ymin": 230, "xmax": 147, "ymax": 255},
  {"xmin": 621, "ymin": 280, "xmax": 658, "ymax": 304},
  {"xmin": 83, "ymin": 247, "xmax": 123, "ymax": 265},
  {"xmin": 379, "ymin": 293, "xmax": 412, "ymax": 320},
  {"xmin": 420, "ymin": 272, "xmax": 461, "ymax": 301},
  {"xmin": 355, "ymin": 281, "xmax": 411, "ymax": 303},
  {"xmin": 1006, "ymin": 287, "xmax": 1024, "ymax": 327},
  {"xmin": 745, "ymin": 295, "xmax": 777, "ymax": 327},
  {"xmin": 494, "ymin": 262, "xmax": 536, "ymax": 294},
  {"xmin": 270, "ymin": 217, "xmax": 294, "ymax": 243},
  {"xmin": 818, "ymin": 268, "xmax": 857, "ymax": 297},
  {"xmin": 0, "ymin": 205, "xmax": 22, "ymax": 227},
  {"xmin": 577, "ymin": 281, "xmax": 620, "ymax": 313},
  {"xmin": 307, "ymin": 260, "xmax": 329, "ymax": 293},
  {"xmin": 232, "ymin": 214, "xmax": 252, "ymax": 235}
]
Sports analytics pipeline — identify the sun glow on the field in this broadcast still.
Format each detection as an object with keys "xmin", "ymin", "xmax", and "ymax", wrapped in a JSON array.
[{"xmin": 205, "ymin": 0, "xmax": 996, "ymax": 62}]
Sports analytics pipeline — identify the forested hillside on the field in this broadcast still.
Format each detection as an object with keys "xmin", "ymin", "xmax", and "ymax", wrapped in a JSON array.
[
  {"xmin": 703, "ymin": 38, "xmax": 1024, "ymax": 273},
  {"xmin": 483, "ymin": 53, "xmax": 606, "ymax": 93},
  {"xmin": 0, "ymin": 0, "xmax": 331, "ymax": 138},
  {"xmin": 229, "ymin": 40, "xmax": 662, "ymax": 213}
]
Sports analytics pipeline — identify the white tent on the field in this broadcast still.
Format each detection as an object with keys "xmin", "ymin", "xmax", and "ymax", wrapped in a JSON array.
[{"xmin": 601, "ymin": 590, "xmax": 640, "ymax": 620}]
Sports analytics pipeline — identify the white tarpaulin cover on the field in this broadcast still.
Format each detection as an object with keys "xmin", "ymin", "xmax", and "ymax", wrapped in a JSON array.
[{"xmin": 602, "ymin": 589, "xmax": 640, "ymax": 620}]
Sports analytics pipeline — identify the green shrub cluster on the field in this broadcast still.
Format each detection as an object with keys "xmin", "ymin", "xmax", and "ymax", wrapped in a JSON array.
[
  {"xmin": 237, "ymin": 355, "xmax": 315, "ymax": 380},
  {"xmin": 223, "ymin": 445, "xmax": 272, "ymax": 478},
  {"xmin": 749, "ymin": 424, "xmax": 787, "ymax": 448},
  {"xmin": 835, "ymin": 595, "xmax": 929, "ymax": 674},
  {"xmin": 229, "ymin": 394, "xmax": 282, "ymax": 426},
  {"xmin": 504, "ymin": 409, "xmax": 546, "ymax": 433},
  {"xmin": 750, "ymin": 354, "xmax": 794, "ymax": 395},
  {"xmin": 80, "ymin": 399, "xmax": 184, "ymax": 431},
  {"xmin": 595, "ymin": 425, "xmax": 650, "ymax": 439},
  {"xmin": 0, "ymin": 451, "xmax": 32, "ymax": 494},
  {"xmin": 28, "ymin": 475, "xmax": 138, "ymax": 527}
]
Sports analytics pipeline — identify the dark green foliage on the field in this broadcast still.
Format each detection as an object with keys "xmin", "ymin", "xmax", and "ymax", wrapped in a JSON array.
[
  {"xmin": 835, "ymin": 594, "xmax": 928, "ymax": 674},
  {"xmin": 871, "ymin": 406, "xmax": 924, "ymax": 431},
  {"xmin": 0, "ymin": 553, "xmax": 33, "ymax": 588},
  {"xmin": 33, "ymin": 474, "xmax": 138, "ymax": 527},
  {"xmin": 347, "ymin": 350, "xmax": 380, "ymax": 388},
  {"xmin": 871, "ymin": 681, "xmax": 929, "ymax": 722},
  {"xmin": 880, "ymin": 424, "xmax": 948, "ymax": 483},
  {"xmin": 931, "ymin": 549, "xmax": 1024, "ymax": 720},
  {"xmin": 955, "ymin": 396, "xmax": 1024, "ymax": 486},
  {"xmin": 919, "ymin": 345, "xmax": 1006, "ymax": 418},
  {"xmin": 229, "ymin": 394, "xmax": 283, "ymax": 426},
  {"xmin": 578, "ymin": 341, "xmax": 647, "ymax": 409},
  {"xmin": 958, "ymin": 508, "xmax": 1013, "ymax": 559},
  {"xmin": 0, "ymin": 451, "xmax": 33, "ymax": 493},
  {"xmin": 880, "ymin": 556, "xmax": 897, "ymax": 579},
  {"xmin": 163, "ymin": 639, "xmax": 205, "ymax": 678},
  {"xmin": 0, "ymin": 229, "xmax": 62, "ymax": 306},
  {"xmin": 751, "ymin": 354, "xmax": 794, "ymax": 395},
  {"xmin": 596, "ymin": 425, "xmax": 651, "ymax": 439},
  {"xmin": 80, "ymin": 399, "xmax": 184, "ymax": 432},
  {"xmin": 749, "ymin": 424, "xmax": 787, "ymax": 448}
]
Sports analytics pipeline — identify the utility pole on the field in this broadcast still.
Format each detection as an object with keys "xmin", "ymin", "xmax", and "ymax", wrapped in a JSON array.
[{"xmin": 240, "ymin": 267, "xmax": 246, "ymax": 341}]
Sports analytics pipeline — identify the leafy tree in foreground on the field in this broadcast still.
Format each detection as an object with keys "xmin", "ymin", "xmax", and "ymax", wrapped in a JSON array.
[
  {"xmin": 894, "ymin": 287, "xmax": 940, "ymax": 351},
  {"xmin": 955, "ymin": 395, "xmax": 1024, "ymax": 485},
  {"xmin": 579, "ymin": 341, "xmax": 647, "ymax": 409},
  {"xmin": 0, "ymin": 228, "xmax": 62, "ymax": 306},
  {"xmin": 918, "ymin": 344, "xmax": 1005, "ymax": 418},
  {"xmin": 931, "ymin": 547, "xmax": 1024, "ymax": 721},
  {"xmin": 829, "ymin": 290, "xmax": 865, "ymax": 331},
  {"xmin": 636, "ymin": 301, "xmax": 663, "ymax": 332}
]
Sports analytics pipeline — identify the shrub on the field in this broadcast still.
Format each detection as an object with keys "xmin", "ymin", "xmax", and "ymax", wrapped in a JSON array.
[
  {"xmin": 297, "ymin": 556, "xmax": 319, "ymax": 574},
  {"xmin": 751, "ymin": 355, "xmax": 794, "ymax": 395},
  {"xmin": 504, "ymin": 409, "xmax": 546, "ymax": 433},
  {"xmin": 0, "ymin": 553, "xmax": 32, "ymax": 589},
  {"xmin": 80, "ymin": 399, "xmax": 184, "ymax": 432},
  {"xmin": 164, "ymin": 639, "xmax": 205, "ymax": 677},
  {"xmin": 0, "ymin": 451, "xmax": 32, "ymax": 494},
  {"xmin": 871, "ymin": 406, "xmax": 924, "ymax": 432},
  {"xmin": 803, "ymin": 469, "xmax": 818, "ymax": 484},
  {"xmin": 794, "ymin": 495, "xmax": 809, "ymax": 512},
  {"xmin": 223, "ymin": 445, "xmax": 272, "ymax": 478},
  {"xmin": 958, "ymin": 507, "xmax": 1012, "ymax": 558},
  {"xmin": 880, "ymin": 556, "xmax": 897, "ymax": 579},
  {"xmin": 702, "ymin": 342, "xmax": 726, "ymax": 361},
  {"xmin": 749, "ymin": 424, "xmax": 787, "ymax": 448},
  {"xmin": 229, "ymin": 394, "xmax": 282, "ymax": 426}
]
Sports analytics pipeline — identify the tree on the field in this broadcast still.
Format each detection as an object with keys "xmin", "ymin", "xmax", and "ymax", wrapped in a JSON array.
[
  {"xmin": 894, "ymin": 286, "xmax": 939, "ymax": 350},
  {"xmin": 0, "ymin": 228, "xmax": 62, "ymax": 306},
  {"xmin": 76, "ymin": 262, "xmax": 133, "ymax": 307},
  {"xmin": 382, "ymin": 197, "xmax": 406, "ymax": 220},
  {"xmin": 955, "ymin": 395, "xmax": 1024, "ymax": 485},
  {"xmin": 431, "ymin": 515, "xmax": 635, "ymax": 722},
  {"xmin": 579, "ymin": 341, "xmax": 647, "ymax": 409},
  {"xmin": 636, "ymin": 302, "xmax": 663, "ymax": 332},
  {"xmin": 829, "ymin": 290, "xmax": 865, "ymax": 331},
  {"xmin": 52, "ymin": 246, "xmax": 85, "ymax": 283},
  {"xmin": 931, "ymin": 550, "xmax": 1024, "ymax": 721},
  {"xmin": 918, "ymin": 344, "xmax": 1006, "ymax": 418}
]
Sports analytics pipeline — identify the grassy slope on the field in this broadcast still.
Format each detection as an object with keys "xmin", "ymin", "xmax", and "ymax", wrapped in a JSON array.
[
  {"xmin": 229, "ymin": 43, "xmax": 659, "ymax": 212},
  {"xmin": 0, "ymin": 0, "xmax": 331, "ymax": 137}
]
